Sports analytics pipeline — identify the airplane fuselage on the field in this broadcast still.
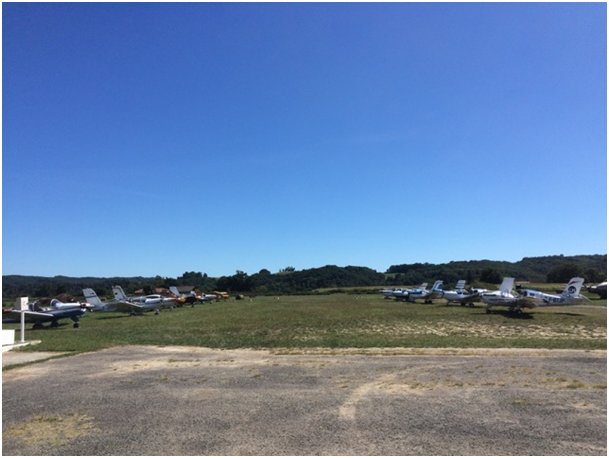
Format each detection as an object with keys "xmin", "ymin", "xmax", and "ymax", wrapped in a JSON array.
[
  {"xmin": 480, "ymin": 292, "xmax": 518, "ymax": 307},
  {"xmin": 406, "ymin": 289, "xmax": 431, "ymax": 302},
  {"xmin": 520, "ymin": 289, "xmax": 583, "ymax": 306},
  {"xmin": 443, "ymin": 290, "xmax": 479, "ymax": 305}
]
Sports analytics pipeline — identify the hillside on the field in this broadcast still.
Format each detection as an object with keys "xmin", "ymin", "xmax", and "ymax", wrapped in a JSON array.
[
  {"xmin": 2, "ymin": 254, "xmax": 606, "ymax": 299},
  {"xmin": 387, "ymin": 254, "xmax": 607, "ymax": 285}
]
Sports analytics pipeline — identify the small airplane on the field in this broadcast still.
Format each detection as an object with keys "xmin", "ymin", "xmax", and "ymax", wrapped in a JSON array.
[
  {"xmin": 2, "ymin": 298, "xmax": 86, "ymax": 329},
  {"xmin": 390, "ymin": 285, "xmax": 418, "ymax": 301},
  {"xmin": 213, "ymin": 291, "xmax": 230, "ymax": 300},
  {"xmin": 587, "ymin": 281, "xmax": 607, "ymax": 299},
  {"xmin": 480, "ymin": 277, "xmax": 520, "ymax": 313},
  {"xmin": 518, "ymin": 277, "xmax": 588, "ymax": 306},
  {"xmin": 381, "ymin": 288, "xmax": 399, "ymax": 299},
  {"xmin": 383, "ymin": 283, "xmax": 416, "ymax": 301},
  {"xmin": 381, "ymin": 287, "xmax": 408, "ymax": 299},
  {"xmin": 470, "ymin": 287, "xmax": 490, "ymax": 296},
  {"xmin": 112, "ymin": 286, "xmax": 178, "ymax": 314},
  {"xmin": 169, "ymin": 287, "xmax": 216, "ymax": 306},
  {"xmin": 50, "ymin": 299, "xmax": 93, "ymax": 310},
  {"xmin": 83, "ymin": 288, "xmax": 150, "ymax": 315},
  {"xmin": 406, "ymin": 280, "xmax": 444, "ymax": 303},
  {"xmin": 441, "ymin": 280, "xmax": 480, "ymax": 306},
  {"xmin": 389, "ymin": 281, "xmax": 443, "ymax": 303}
]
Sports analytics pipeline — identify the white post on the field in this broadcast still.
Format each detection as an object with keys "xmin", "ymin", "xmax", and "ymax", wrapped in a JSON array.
[
  {"xmin": 20, "ymin": 311, "xmax": 25, "ymax": 343},
  {"xmin": 16, "ymin": 297, "xmax": 29, "ymax": 344}
]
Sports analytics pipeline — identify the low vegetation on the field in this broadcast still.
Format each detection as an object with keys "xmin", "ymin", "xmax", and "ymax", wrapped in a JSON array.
[
  {"xmin": 3, "ymin": 254, "xmax": 606, "ymax": 299},
  {"xmin": 3, "ymin": 294, "xmax": 606, "ymax": 353}
]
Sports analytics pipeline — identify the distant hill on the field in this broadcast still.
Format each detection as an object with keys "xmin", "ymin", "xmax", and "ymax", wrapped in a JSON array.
[
  {"xmin": 387, "ymin": 254, "xmax": 607, "ymax": 285},
  {"xmin": 2, "ymin": 254, "xmax": 606, "ymax": 299}
]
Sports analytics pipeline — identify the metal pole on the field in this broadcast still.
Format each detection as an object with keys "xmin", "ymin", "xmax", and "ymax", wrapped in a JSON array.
[{"xmin": 20, "ymin": 311, "xmax": 25, "ymax": 343}]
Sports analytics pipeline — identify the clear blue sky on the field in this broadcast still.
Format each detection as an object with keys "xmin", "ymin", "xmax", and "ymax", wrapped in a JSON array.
[{"xmin": 3, "ymin": 2, "xmax": 607, "ymax": 278}]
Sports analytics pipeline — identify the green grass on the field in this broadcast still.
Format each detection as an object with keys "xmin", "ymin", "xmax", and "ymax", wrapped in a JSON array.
[{"xmin": 3, "ymin": 294, "xmax": 606, "ymax": 352}]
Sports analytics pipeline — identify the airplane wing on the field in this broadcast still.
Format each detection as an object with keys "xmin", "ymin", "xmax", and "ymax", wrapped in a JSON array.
[
  {"xmin": 2, "ymin": 310, "xmax": 54, "ymax": 323},
  {"xmin": 22, "ymin": 310, "xmax": 55, "ymax": 318},
  {"xmin": 112, "ymin": 301, "xmax": 146, "ymax": 314}
]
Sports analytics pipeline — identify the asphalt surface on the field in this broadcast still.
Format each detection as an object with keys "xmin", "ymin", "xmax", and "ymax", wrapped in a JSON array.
[
  {"xmin": 2, "ymin": 349, "xmax": 63, "ymax": 368},
  {"xmin": 2, "ymin": 346, "xmax": 606, "ymax": 455}
]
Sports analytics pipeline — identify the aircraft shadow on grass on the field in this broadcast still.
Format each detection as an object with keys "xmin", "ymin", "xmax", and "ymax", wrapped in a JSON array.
[
  {"xmin": 27, "ymin": 322, "xmax": 73, "ymax": 330},
  {"xmin": 549, "ymin": 312, "xmax": 585, "ymax": 317},
  {"xmin": 472, "ymin": 310, "xmax": 534, "ymax": 320},
  {"xmin": 94, "ymin": 315, "xmax": 144, "ymax": 320}
]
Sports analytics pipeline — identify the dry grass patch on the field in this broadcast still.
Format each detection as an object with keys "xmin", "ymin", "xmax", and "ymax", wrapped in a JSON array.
[{"xmin": 4, "ymin": 414, "xmax": 98, "ymax": 448}]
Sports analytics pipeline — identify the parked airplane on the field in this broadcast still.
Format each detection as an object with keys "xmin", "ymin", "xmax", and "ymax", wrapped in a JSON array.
[
  {"xmin": 480, "ymin": 277, "xmax": 520, "ymax": 313},
  {"xmin": 470, "ymin": 287, "xmax": 490, "ymax": 296},
  {"xmin": 113, "ymin": 286, "xmax": 178, "ymax": 314},
  {"xmin": 389, "ymin": 281, "xmax": 443, "ymax": 303},
  {"xmin": 587, "ymin": 281, "xmax": 607, "ymax": 299},
  {"xmin": 169, "ymin": 287, "xmax": 216, "ymax": 306},
  {"xmin": 213, "ymin": 291, "xmax": 230, "ymax": 300},
  {"xmin": 49, "ymin": 298, "xmax": 93, "ymax": 311},
  {"xmin": 83, "ymin": 288, "xmax": 149, "ymax": 315},
  {"xmin": 381, "ymin": 288, "xmax": 402, "ymax": 299},
  {"xmin": 391, "ymin": 284, "xmax": 419, "ymax": 301},
  {"xmin": 406, "ymin": 280, "xmax": 444, "ymax": 303},
  {"xmin": 518, "ymin": 277, "xmax": 588, "ymax": 306},
  {"xmin": 3, "ymin": 299, "xmax": 85, "ymax": 329},
  {"xmin": 441, "ymin": 280, "xmax": 480, "ymax": 306}
]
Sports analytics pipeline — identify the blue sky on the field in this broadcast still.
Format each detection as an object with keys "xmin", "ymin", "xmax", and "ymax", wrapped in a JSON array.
[{"xmin": 3, "ymin": 3, "xmax": 607, "ymax": 278}]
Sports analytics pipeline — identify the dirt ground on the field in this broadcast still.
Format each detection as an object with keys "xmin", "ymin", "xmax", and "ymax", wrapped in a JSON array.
[{"xmin": 2, "ymin": 346, "xmax": 606, "ymax": 455}]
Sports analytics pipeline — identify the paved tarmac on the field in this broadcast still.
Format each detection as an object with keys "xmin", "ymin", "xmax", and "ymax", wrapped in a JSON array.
[
  {"xmin": 2, "ymin": 346, "xmax": 606, "ymax": 455},
  {"xmin": 2, "ymin": 349, "xmax": 65, "ymax": 368}
]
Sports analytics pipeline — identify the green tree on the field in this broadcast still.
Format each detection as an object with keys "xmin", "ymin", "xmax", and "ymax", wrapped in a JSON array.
[
  {"xmin": 547, "ymin": 263, "xmax": 582, "ymax": 283},
  {"xmin": 480, "ymin": 268, "xmax": 502, "ymax": 284}
]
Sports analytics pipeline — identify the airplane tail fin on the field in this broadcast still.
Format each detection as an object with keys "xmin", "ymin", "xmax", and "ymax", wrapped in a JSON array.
[
  {"xmin": 82, "ymin": 288, "xmax": 104, "ymax": 307},
  {"xmin": 562, "ymin": 277, "xmax": 585, "ymax": 297},
  {"xmin": 112, "ymin": 285, "xmax": 128, "ymax": 301},
  {"xmin": 499, "ymin": 277, "xmax": 515, "ymax": 294},
  {"xmin": 431, "ymin": 280, "xmax": 443, "ymax": 291},
  {"xmin": 455, "ymin": 280, "xmax": 466, "ymax": 291},
  {"xmin": 169, "ymin": 286, "xmax": 181, "ymax": 298}
]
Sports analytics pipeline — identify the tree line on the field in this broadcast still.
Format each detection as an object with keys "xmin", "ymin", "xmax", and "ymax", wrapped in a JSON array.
[
  {"xmin": 2, "ymin": 254, "xmax": 606, "ymax": 299},
  {"xmin": 386, "ymin": 254, "xmax": 606, "ymax": 286}
]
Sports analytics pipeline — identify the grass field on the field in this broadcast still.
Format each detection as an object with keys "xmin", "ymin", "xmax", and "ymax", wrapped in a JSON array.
[{"xmin": 3, "ymin": 293, "xmax": 606, "ymax": 352}]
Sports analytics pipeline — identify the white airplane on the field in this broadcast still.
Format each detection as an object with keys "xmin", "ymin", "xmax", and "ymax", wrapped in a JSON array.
[
  {"xmin": 480, "ymin": 277, "xmax": 520, "ymax": 313},
  {"xmin": 113, "ymin": 286, "xmax": 178, "ymax": 314},
  {"xmin": 83, "ymin": 288, "xmax": 149, "ymax": 315},
  {"xmin": 386, "ymin": 287, "xmax": 413, "ymax": 301},
  {"xmin": 470, "ymin": 287, "xmax": 490, "ymax": 296},
  {"xmin": 587, "ymin": 281, "xmax": 607, "ymax": 299},
  {"xmin": 441, "ymin": 280, "xmax": 480, "ymax": 306},
  {"xmin": 169, "ymin": 286, "xmax": 216, "ymax": 305},
  {"xmin": 400, "ymin": 280, "xmax": 444, "ymax": 303},
  {"xmin": 391, "ymin": 283, "xmax": 426, "ymax": 301},
  {"xmin": 3, "ymin": 298, "xmax": 86, "ymax": 328},
  {"xmin": 49, "ymin": 298, "xmax": 93, "ymax": 311},
  {"xmin": 381, "ymin": 288, "xmax": 404, "ymax": 299},
  {"xmin": 519, "ymin": 277, "xmax": 588, "ymax": 306}
]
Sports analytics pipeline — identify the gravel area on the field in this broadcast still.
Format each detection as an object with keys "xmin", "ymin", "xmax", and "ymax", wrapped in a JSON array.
[{"xmin": 2, "ymin": 346, "xmax": 606, "ymax": 455}]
